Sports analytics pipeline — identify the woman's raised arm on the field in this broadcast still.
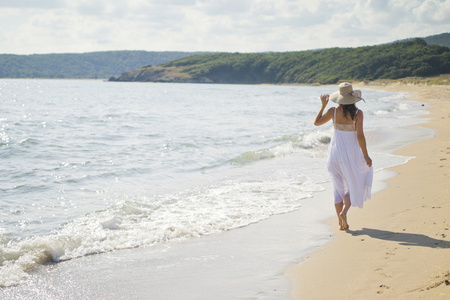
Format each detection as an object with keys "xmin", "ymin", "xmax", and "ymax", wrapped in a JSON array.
[{"xmin": 314, "ymin": 94, "xmax": 334, "ymax": 126}]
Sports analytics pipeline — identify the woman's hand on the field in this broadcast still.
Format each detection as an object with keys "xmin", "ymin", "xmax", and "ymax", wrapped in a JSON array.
[
  {"xmin": 364, "ymin": 155, "xmax": 372, "ymax": 167},
  {"xmin": 320, "ymin": 94, "xmax": 329, "ymax": 108}
]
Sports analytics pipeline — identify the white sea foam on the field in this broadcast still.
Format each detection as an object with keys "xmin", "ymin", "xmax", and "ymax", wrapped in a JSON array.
[
  {"xmin": 373, "ymin": 110, "xmax": 389, "ymax": 115},
  {"xmin": 230, "ymin": 129, "xmax": 332, "ymax": 165},
  {"xmin": 1, "ymin": 163, "xmax": 320, "ymax": 286}
]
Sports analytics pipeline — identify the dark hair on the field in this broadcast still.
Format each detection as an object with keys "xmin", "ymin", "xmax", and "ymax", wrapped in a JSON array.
[{"xmin": 342, "ymin": 104, "xmax": 357, "ymax": 121}]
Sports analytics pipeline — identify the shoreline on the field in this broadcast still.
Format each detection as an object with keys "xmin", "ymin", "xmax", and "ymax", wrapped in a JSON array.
[
  {"xmin": 286, "ymin": 84, "xmax": 450, "ymax": 299},
  {"xmin": 0, "ymin": 81, "xmax": 447, "ymax": 299}
]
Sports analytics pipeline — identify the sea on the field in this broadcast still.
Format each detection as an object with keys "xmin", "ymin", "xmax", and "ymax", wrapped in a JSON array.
[{"xmin": 0, "ymin": 79, "xmax": 433, "ymax": 299}]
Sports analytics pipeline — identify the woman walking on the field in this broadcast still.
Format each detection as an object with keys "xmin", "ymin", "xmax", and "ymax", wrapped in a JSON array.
[{"xmin": 314, "ymin": 82, "xmax": 373, "ymax": 230}]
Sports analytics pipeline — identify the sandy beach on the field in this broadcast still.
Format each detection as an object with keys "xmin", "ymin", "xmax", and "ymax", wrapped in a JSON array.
[{"xmin": 287, "ymin": 83, "xmax": 450, "ymax": 299}]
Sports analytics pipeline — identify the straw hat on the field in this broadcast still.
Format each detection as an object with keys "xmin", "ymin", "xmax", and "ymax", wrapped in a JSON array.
[{"xmin": 330, "ymin": 82, "xmax": 364, "ymax": 105}]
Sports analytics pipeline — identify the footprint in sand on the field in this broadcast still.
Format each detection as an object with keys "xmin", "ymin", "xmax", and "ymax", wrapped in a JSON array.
[{"xmin": 377, "ymin": 284, "xmax": 390, "ymax": 294}]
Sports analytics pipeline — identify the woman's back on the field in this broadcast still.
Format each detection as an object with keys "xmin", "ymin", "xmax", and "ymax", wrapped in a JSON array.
[{"xmin": 333, "ymin": 107, "xmax": 358, "ymax": 132}]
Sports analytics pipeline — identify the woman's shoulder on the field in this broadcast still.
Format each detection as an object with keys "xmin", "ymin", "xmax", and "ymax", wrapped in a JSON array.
[
  {"xmin": 324, "ymin": 107, "xmax": 335, "ymax": 116},
  {"xmin": 355, "ymin": 109, "xmax": 364, "ymax": 125}
]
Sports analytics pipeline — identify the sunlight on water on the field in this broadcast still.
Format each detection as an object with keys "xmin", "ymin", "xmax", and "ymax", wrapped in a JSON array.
[{"xmin": 0, "ymin": 80, "xmax": 430, "ymax": 287}]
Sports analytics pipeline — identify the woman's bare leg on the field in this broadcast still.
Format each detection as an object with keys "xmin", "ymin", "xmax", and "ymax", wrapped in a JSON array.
[
  {"xmin": 335, "ymin": 201, "xmax": 344, "ymax": 230},
  {"xmin": 339, "ymin": 194, "xmax": 351, "ymax": 230}
]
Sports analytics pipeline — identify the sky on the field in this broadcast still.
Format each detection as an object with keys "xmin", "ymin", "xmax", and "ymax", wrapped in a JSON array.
[{"xmin": 0, "ymin": 0, "xmax": 449, "ymax": 55}]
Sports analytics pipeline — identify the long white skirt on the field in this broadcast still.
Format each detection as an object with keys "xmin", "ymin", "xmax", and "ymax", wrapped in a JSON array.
[{"xmin": 327, "ymin": 129, "xmax": 373, "ymax": 208}]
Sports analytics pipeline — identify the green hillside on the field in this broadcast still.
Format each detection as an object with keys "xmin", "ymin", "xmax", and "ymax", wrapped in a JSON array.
[
  {"xmin": 0, "ymin": 51, "xmax": 209, "ymax": 79},
  {"xmin": 112, "ymin": 38, "xmax": 450, "ymax": 84},
  {"xmin": 421, "ymin": 32, "xmax": 450, "ymax": 48},
  {"xmin": 0, "ymin": 32, "xmax": 448, "ymax": 81},
  {"xmin": 393, "ymin": 33, "xmax": 450, "ymax": 48}
]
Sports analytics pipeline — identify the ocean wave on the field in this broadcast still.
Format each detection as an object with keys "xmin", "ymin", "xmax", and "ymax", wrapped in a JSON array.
[
  {"xmin": 230, "ymin": 130, "xmax": 331, "ymax": 165},
  {"xmin": 373, "ymin": 110, "xmax": 390, "ymax": 115},
  {"xmin": 0, "ymin": 173, "xmax": 318, "ymax": 287}
]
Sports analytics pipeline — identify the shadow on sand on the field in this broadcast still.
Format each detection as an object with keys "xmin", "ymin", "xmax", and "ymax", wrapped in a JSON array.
[{"xmin": 348, "ymin": 228, "xmax": 450, "ymax": 249}]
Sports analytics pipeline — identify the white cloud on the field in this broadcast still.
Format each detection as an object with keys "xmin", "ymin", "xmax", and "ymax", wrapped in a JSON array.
[
  {"xmin": 414, "ymin": 0, "xmax": 450, "ymax": 23},
  {"xmin": 0, "ymin": 0, "xmax": 448, "ymax": 54},
  {"xmin": 198, "ymin": 0, "xmax": 253, "ymax": 16}
]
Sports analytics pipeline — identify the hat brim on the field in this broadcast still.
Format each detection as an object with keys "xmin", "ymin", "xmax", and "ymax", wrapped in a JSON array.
[{"xmin": 330, "ymin": 89, "xmax": 363, "ymax": 105}]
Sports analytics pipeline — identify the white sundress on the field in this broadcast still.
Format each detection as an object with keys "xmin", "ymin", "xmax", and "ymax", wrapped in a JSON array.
[{"xmin": 327, "ymin": 108, "xmax": 373, "ymax": 208}]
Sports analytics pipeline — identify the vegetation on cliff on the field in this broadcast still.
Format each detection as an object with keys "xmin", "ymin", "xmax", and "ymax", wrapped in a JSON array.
[
  {"xmin": 401, "ymin": 32, "xmax": 450, "ymax": 48},
  {"xmin": 112, "ymin": 38, "xmax": 450, "ymax": 84}
]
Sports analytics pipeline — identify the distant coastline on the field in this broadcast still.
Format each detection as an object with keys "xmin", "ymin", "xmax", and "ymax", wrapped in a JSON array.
[
  {"xmin": 0, "ymin": 51, "xmax": 211, "ymax": 79},
  {"xmin": 110, "ymin": 38, "xmax": 450, "ymax": 85},
  {"xmin": 0, "ymin": 33, "xmax": 449, "ymax": 84}
]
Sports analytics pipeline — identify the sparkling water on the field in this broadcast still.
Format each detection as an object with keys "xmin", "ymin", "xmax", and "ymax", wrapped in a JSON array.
[{"xmin": 0, "ymin": 79, "xmax": 429, "ymax": 289}]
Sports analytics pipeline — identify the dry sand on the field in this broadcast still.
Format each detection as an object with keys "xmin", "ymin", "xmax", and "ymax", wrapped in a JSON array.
[{"xmin": 286, "ymin": 84, "xmax": 450, "ymax": 299}]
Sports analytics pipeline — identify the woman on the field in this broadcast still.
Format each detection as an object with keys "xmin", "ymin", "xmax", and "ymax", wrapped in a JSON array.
[{"xmin": 314, "ymin": 82, "xmax": 373, "ymax": 230}]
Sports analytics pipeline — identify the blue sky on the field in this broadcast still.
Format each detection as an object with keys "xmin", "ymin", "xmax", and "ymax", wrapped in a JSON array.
[{"xmin": 0, "ymin": 0, "xmax": 449, "ymax": 54}]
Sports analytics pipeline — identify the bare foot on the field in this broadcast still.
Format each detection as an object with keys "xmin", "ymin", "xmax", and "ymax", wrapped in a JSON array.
[
  {"xmin": 339, "ymin": 213, "xmax": 349, "ymax": 230},
  {"xmin": 339, "ymin": 219, "xmax": 344, "ymax": 230}
]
